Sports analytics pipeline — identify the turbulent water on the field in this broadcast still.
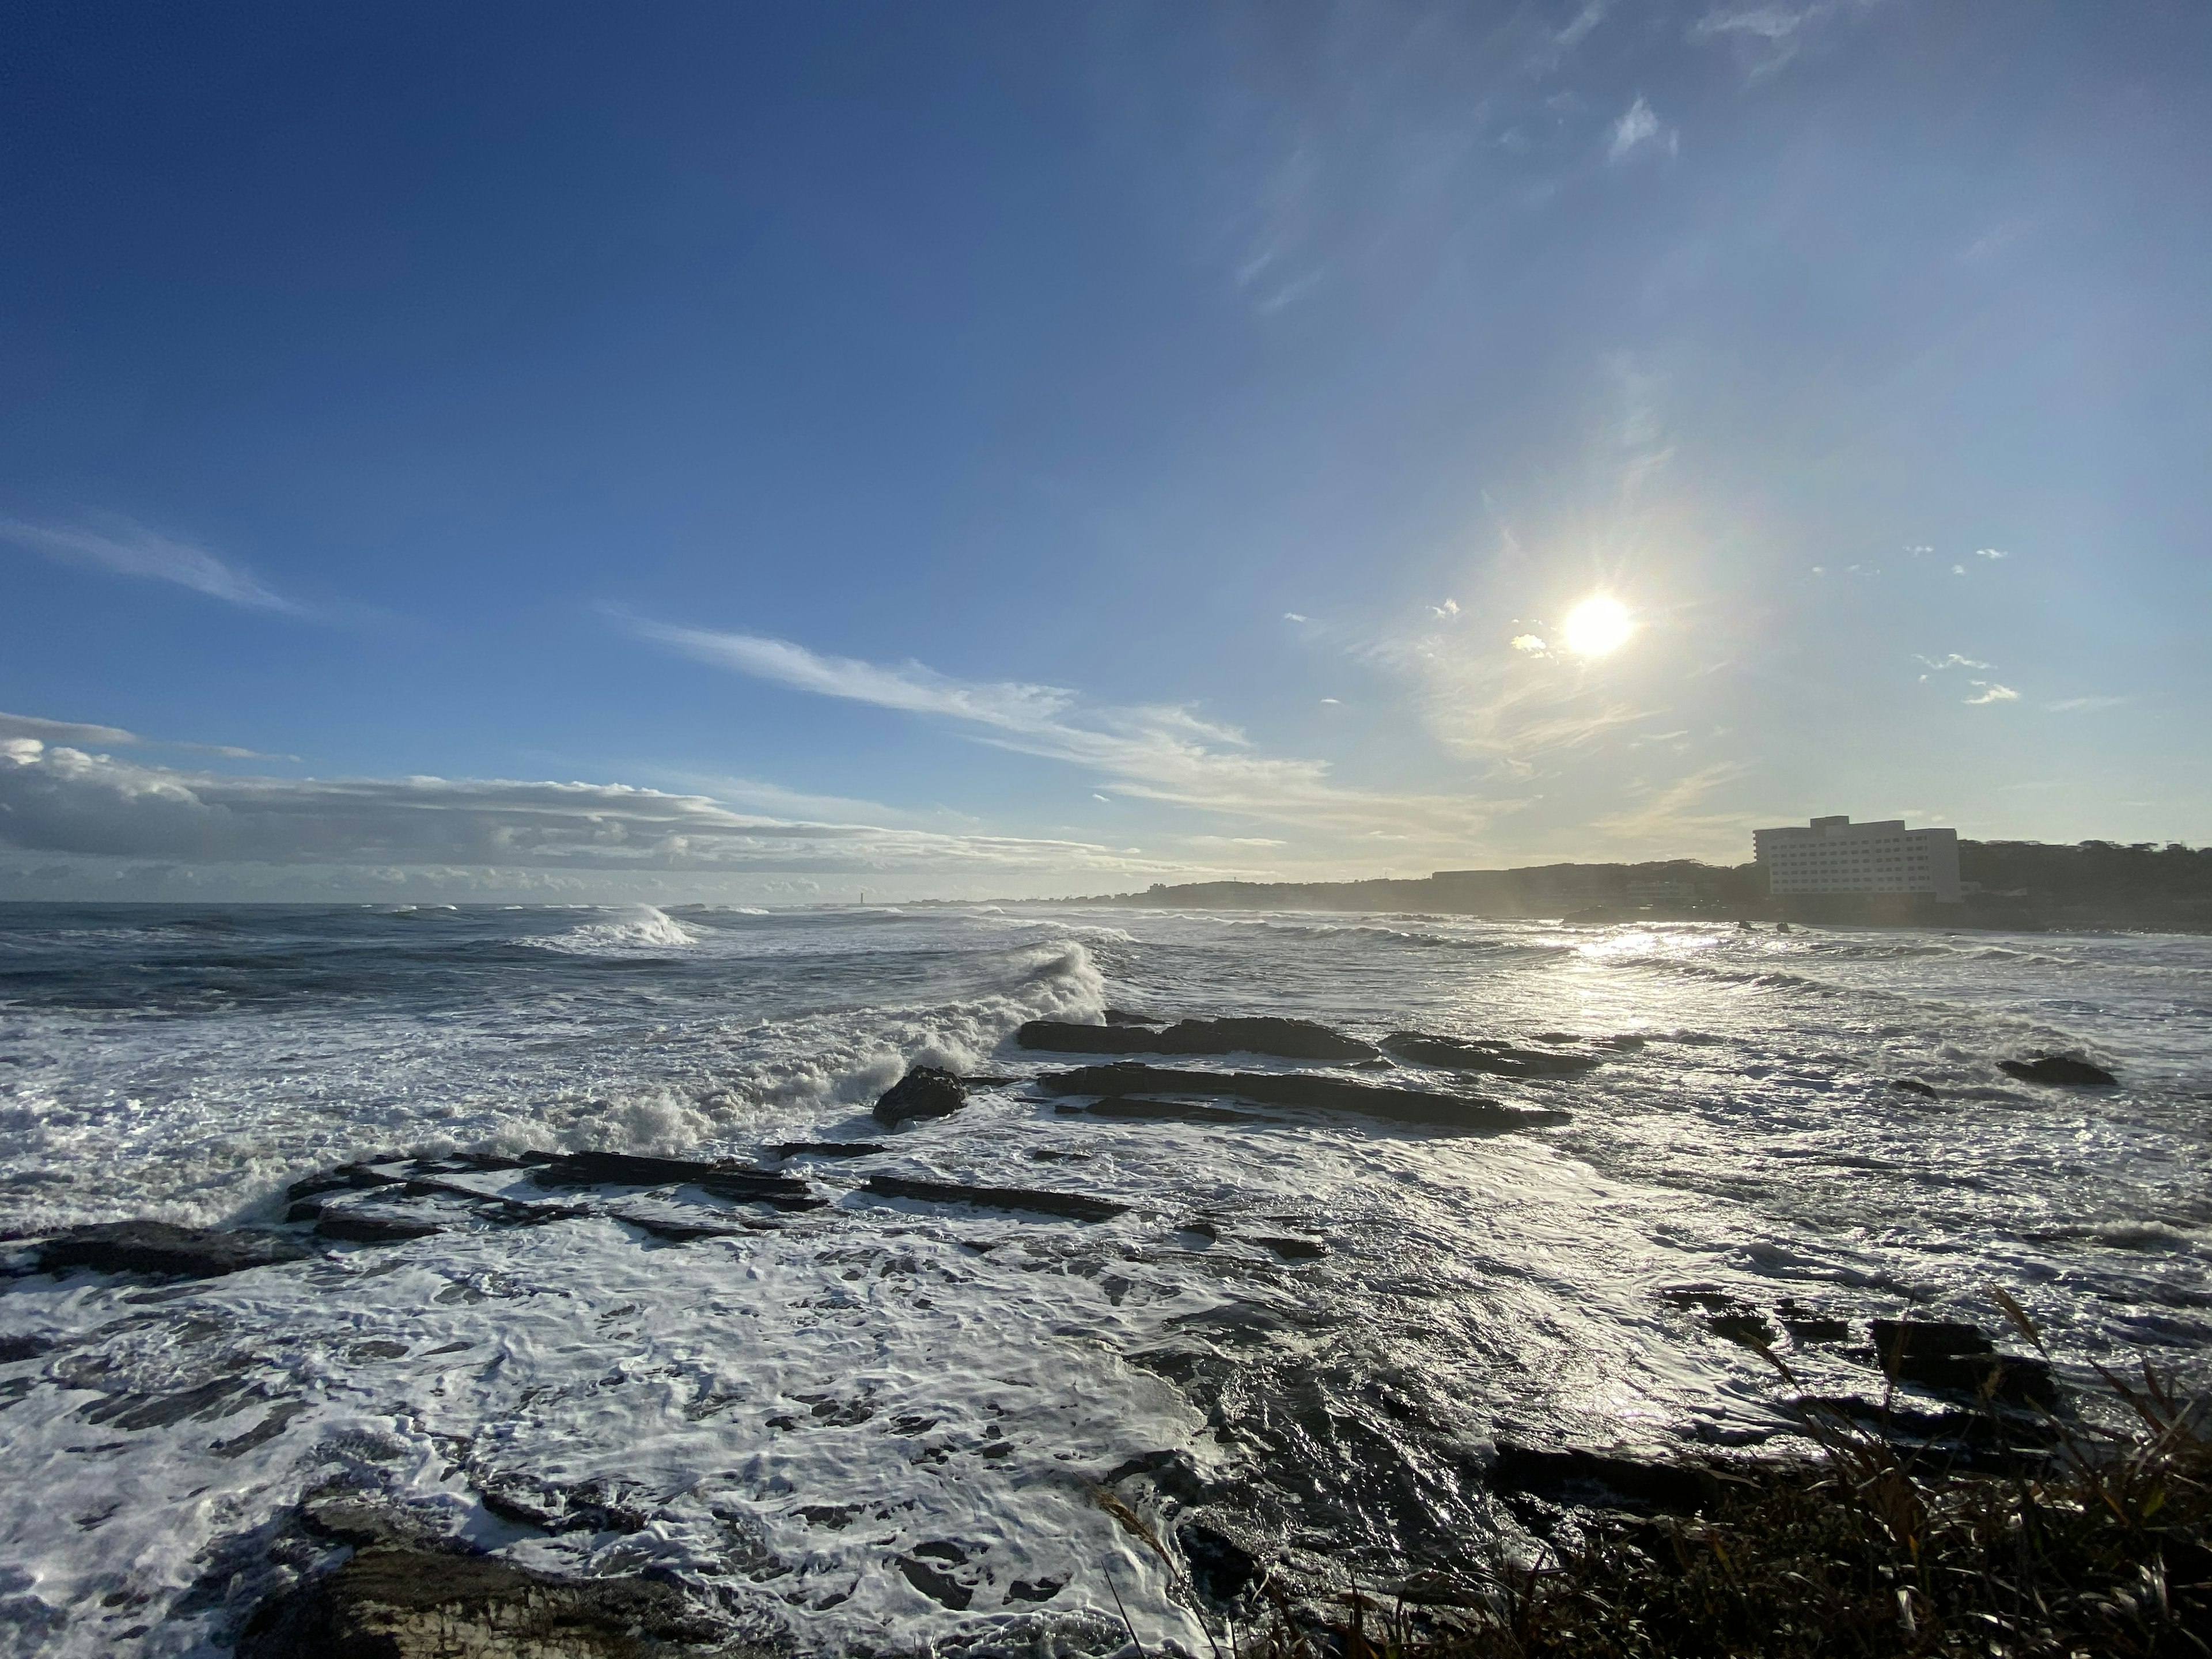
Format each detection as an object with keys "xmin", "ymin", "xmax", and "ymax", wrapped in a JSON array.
[{"xmin": 0, "ymin": 902, "xmax": 2206, "ymax": 1656}]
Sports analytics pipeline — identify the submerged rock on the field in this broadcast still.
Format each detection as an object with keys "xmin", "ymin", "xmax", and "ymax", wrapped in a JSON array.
[
  {"xmin": 36, "ymin": 1221, "xmax": 312, "ymax": 1281},
  {"xmin": 1016, "ymin": 1017, "xmax": 1378, "ymax": 1062},
  {"xmin": 862, "ymin": 1174, "xmax": 1129, "ymax": 1223},
  {"xmin": 872, "ymin": 1066, "xmax": 969, "ymax": 1126},
  {"xmin": 1381, "ymin": 1032, "xmax": 1604, "ymax": 1078},
  {"xmin": 528, "ymin": 1151, "xmax": 821, "ymax": 1210},
  {"xmin": 1179, "ymin": 1518, "xmax": 1261, "ymax": 1603},
  {"xmin": 236, "ymin": 1538, "xmax": 721, "ymax": 1658},
  {"xmin": 1998, "ymin": 1054, "xmax": 2118, "ymax": 1086},
  {"xmin": 1035, "ymin": 1063, "xmax": 1566, "ymax": 1132}
]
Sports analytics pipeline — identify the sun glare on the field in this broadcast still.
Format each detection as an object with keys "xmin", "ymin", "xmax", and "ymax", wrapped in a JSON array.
[{"xmin": 1562, "ymin": 594, "xmax": 1633, "ymax": 657}]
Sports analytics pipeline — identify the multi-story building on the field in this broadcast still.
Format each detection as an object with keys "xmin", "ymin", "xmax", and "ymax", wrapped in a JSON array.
[{"xmin": 1753, "ymin": 815, "xmax": 1961, "ymax": 902}]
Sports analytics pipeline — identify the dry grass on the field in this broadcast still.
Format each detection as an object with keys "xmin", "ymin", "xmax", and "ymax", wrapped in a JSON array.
[{"xmin": 1232, "ymin": 1296, "xmax": 2210, "ymax": 1659}]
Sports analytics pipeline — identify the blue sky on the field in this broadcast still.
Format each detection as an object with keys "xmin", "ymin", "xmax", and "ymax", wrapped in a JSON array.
[{"xmin": 2, "ymin": 1, "xmax": 2207, "ymax": 902}]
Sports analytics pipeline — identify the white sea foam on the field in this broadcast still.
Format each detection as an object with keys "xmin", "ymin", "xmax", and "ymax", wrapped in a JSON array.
[{"xmin": 0, "ymin": 904, "xmax": 2205, "ymax": 1656}]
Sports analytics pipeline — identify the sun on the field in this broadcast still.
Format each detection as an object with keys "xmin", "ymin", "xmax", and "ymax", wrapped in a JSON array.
[{"xmin": 1561, "ymin": 594, "xmax": 1633, "ymax": 657}]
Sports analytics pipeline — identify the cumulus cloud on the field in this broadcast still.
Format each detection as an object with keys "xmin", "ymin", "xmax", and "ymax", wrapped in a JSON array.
[
  {"xmin": 624, "ymin": 617, "xmax": 1495, "ymax": 844},
  {"xmin": 0, "ymin": 515, "xmax": 308, "ymax": 615},
  {"xmin": 1965, "ymin": 681, "xmax": 2020, "ymax": 705},
  {"xmin": 1510, "ymin": 634, "xmax": 1548, "ymax": 654},
  {"xmin": 0, "ymin": 742, "xmax": 1169, "ymax": 881}
]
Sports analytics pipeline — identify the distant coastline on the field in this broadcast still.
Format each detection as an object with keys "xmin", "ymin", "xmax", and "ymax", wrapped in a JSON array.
[{"xmin": 1001, "ymin": 840, "xmax": 2212, "ymax": 933}]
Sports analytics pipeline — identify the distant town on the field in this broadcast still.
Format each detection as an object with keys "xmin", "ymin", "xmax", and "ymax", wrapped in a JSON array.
[{"xmin": 1030, "ymin": 817, "xmax": 2212, "ymax": 933}]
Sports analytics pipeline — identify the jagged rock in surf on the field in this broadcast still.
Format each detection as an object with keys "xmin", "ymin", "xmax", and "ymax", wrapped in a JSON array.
[
  {"xmin": 313, "ymin": 1209, "xmax": 446, "ymax": 1245},
  {"xmin": 1998, "ymin": 1054, "xmax": 2118, "ymax": 1086},
  {"xmin": 36, "ymin": 1221, "xmax": 312, "ymax": 1281},
  {"xmin": 1179, "ymin": 1518, "xmax": 1261, "ymax": 1602},
  {"xmin": 1035, "ymin": 1063, "xmax": 1566, "ymax": 1132},
  {"xmin": 1103, "ymin": 1007, "xmax": 1163, "ymax": 1026},
  {"xmin": 527, "ymin": 1150, "xmax": 822, "ymax": 1209},
  {"xmin": 1892, "ymin": 1077, "xmax": 1940, "ymax": 1098},
  {"xmin": 1381, "ymin": 1031, "xmax": 1604, "ymax": 1078},
  {"xmin": 771, "ymin": 1141, "xmax": 888, "ymax": 1160},
  {"xmin": 1016, "ymin": 1016, "xmax": 1379, "ymax": 1062},
  {"xmin": 872, "ymin": 1066, "xmax": 969, "ymax": 1126},
  {"xmin": 235, "ymin": 1537, "xmax": 721, "ymax": 1658},
  {"xmin": 862, "ymin": 1173, "xmax": 1129, "ymax": 1222}
]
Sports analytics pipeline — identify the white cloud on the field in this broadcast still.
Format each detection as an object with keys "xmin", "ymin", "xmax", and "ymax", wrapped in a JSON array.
[
  {"xmin": 1510, "ymin": 634, "xmax": 1548, "ymax": 653},
  {"xmin": 0, "ymin": 743, "xmax": 1180, "ymax": 884},
  {"xmin": 2046, "ymin": 695, "xmax": 2133, "ymax": 713},
  {"xmin": 624, "ymin": 617, "xmax": 1499, "ymax": 848},
  {"xmin": 1965, "ymin": 681, "xmax": 2020, "ymax": 704},
  {"xmin": 1283, "ymin": 612, "xmax": 1309, "ymax": 623},
  {"xmin": 1975, "ymin": 548, "xmax": 2009, "ymax": 559},
  {"xmin": 1914, "ymin": 653, "xmax": 1991, "ymax": 672},
  {"xmin": 1690, "ymin": 2, "xmax": 1876, "ymax": 78},
  {"xmin": 1607, "ymin": 96, "xmax": 1672, "ymax": 162},
  {"xmin": 0, "ymin": 515, "xmax": 308, "ymax": 615},
  {"xmin": 0, "ymin": 710, "xmax": 142, "ymax": 748}
]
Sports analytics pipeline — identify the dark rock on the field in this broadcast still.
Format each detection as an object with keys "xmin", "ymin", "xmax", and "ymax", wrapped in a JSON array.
[
  {"xmin": 528, "ymin": 1151, "xmax": 821, "ymax": 1210},
  {"xmin": 1707, "ymin": 1311, "xmax": 1777, "ymax": 1348},
  {"xmin": 611, "ymin": 1213, "xmax": 752, "ymax": 1243},
  {"xmin": 286, "ymin": 1164, "xmax": 407, "ymax": 1204},
  {"xmin": 1601, "ymin": 1035, "xmax": 1648, "ymax": 1051},
  {"xmin": 772, "ymin": 1142, "xmax": 888, "ymax": 1160},
  {"xmin": 1006, "ymin": 1578, "xmax": 1064, "ymax": 1603},
  {"xmin": 1381, "ymin": 1032, "xmax": 1604, "ymax": 1078},
  {"xmin": 1250, "ymin": 1236, "xmax": 1327, "ymax": 1260},
  {"xmin": 862, "ymin": 1175, "xmax": 1128, "ymax": 1223},
  {"xmin": 1036, "ymin": 1064, "xmax": 1566, "ymax": 1133},
  {"xmin": 314, "ymin": 1210, "xmax": 446, "ymax": 1245},
  {"xmin": 872, "ymin": 1067, "xmax": 969, "ymax": 1126},
  {"xmin": 235, "ymin": 1539, "xmax": 720, "ymax": 1658},
  {"xmin": 1870, "ymin": 1320, "xmax": 1995, "ymax": 1358},
  {"xmin": 1491, "ymin": 1442, "xmax": 1719, "ymax": 1514},
  {"xmin": 1783, "ymin": 1316, "xmax": 1851, "ymax": 1345},
  {"xmin": 0, "ymin": 1334, "xmax": 54, "ymax": 1363},
  {"xmin": 1998, "ymin": 1054, "xmax": 2118, "ymax": 1086},
  {"xmin": 1103, "ymin": 1008, "xmax": 1163, "ymax": 1026},
  {"xmin": 1054, "ymin": 1097, "xmax": 1267, "ymax": 1125},
  {"xmin": 1891, "ymin": 1078, "xmax": 1940, "ymax": 1098},
  {"xmin": 1179, "ymin": 1520, "xmax": 1260, "ymax": 1602},
  {"xmin": 1016, "ymin": 1017, "xmax": 1379, "ymax": 1062},
  {"xmin": 37, "ymin": 1221, "xmax": 312, "ymax": 1281}
]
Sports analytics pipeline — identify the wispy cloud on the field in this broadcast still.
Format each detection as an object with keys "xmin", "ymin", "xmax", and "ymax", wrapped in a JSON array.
[
  {"xmin": 1965, "ymin": 681, "xmax": 2019, "ymax": 704},
  {"xmin": 623, "ymin": 616, "xmax": 1499, "ymax": 848},
  {"xmin": 2046, "ymin": 695, "xmax": 2133, "ymax": 713},
  {"xmin": 1690, "ymin": 2, "xmax": 1879, "ymax": 79},
  {"xmin": 0, "ymin": 514, "xmax": 309, "ymax": 615},
  {"xmin": 1915, "ymin": 652, "xmax": 1991, "ymax": 679},
  {"xmin": 0, "ymin": 708, "xmax": 296, "ymax": 762},
  {"xmin": 1590, "ymin": 761, "xmax": 1759, "ymax": 846},
  {"xmin": 1607, "ymin": 96, "xmax": 1673, "ymax": 162}
]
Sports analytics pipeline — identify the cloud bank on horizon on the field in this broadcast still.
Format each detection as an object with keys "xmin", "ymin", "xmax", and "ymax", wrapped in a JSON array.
[{"xmin": 0, "ymin": 1, "xmax": 2204, "ymax": 900}]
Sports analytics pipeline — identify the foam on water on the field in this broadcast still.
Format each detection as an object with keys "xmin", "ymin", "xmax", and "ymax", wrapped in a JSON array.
[{"xmin": 0, "ymin": 903, "xmax": 2207, "ymax": 1656}]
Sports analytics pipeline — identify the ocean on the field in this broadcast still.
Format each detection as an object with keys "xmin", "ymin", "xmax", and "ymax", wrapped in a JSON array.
[{"xmin": 0, "ymin": 902, "xmax": 2206, "ymax": 1656}]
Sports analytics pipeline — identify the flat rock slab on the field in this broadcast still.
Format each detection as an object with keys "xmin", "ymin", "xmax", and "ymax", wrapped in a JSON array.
[
  {"xmin": 873, "ymin": 1066, "xmax": 969, "ymax": 1126},
  {"xmin": 1036, "ymin": 1064, "xmax": 1566, "ymax": 1132},
  {"xmin": 237, "ymin": 1540, "xmax": 722, "ymax": 1658},
  {"xmin": 527, "ymin": 1151, "xmax": 821, "ymax": 1210},
  {"xmin": 1017, "ymin": 1016, "xmax": 1378, "ymax": 1062},
  {"xmin": 772, "ymin": 1141, "xmax": 888, "ymax": 1159},
  {"xmin": 36, "ymin": 1221, "xmax": 312, "ymax": 1280},
  {"xmin": 1998, "ymin": 1054, "xmax": 2118, "ymax": 1086},
  {"xmin": 1491, "ymin": 1441, "xmax": 1723, "ymax": 1514},
  {"xmin": 1382, "ymin": 1032, "xmax": 1604, "ymax": 1078},
  {"xmin": 862, "ymin": 1174, "xmax": 1130, "ymax": 1223}
]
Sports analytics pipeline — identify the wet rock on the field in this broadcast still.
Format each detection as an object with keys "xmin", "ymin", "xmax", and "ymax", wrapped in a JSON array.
[
  {"xmin": 862, "ymin": 1175, "xmax": 1128, "ymax": 1223},
  {"xmin": 1491, "ymin": 1442, "xmax": 1720, "ymax": 1515},
  {"xmin": 1006, "ymin": 1578, "xmax": 1063, "ymax": 1602},
  {"xmin": 1707, "ymin": 1310, "xmax": 1778, "ymax": 1348},
  {"xmin": 1104, "ymin": 1008, "xmax": 1162, "ymax": 1026},
  {"xmin": 872, "ymin": 1066, "xmax": 969, "ymax": 1126},
  {"xmin": 1891, "ymin": 1078, "xmax": 1940, "ymax": 1098},
  {"xmin": 1179, "ymin": 1520, "xmax": 1260, "ymax": 1603},
  {"xmin": 1869, "ymin": 1320, "xmax": 1994, "ymax": 1358},
  {"xmin": 1381, "ymin": 1032, "xmax": 1604, "ymax": 1078},
  {"xmin": 286, "ymin": 1164, "xmax": 407, "ymax": 1204},
  {"xmin": 1998, "ymin": 1054, "xmax": 2118, "ymax": 1086},
  {"xmin": 771, "ymin": 1141, "xmax": 887, "ymax": 1160},
  {"xmin": 1036, "ymin": 1064, "xmax": 1566, "ymax": 1133},
  {"xmin": 0, "ymin": 1334, "xmax": 55, "ymax": 1363},
  {"xmin": 313, "ymin": 1210, "xmax": 446, "ymax": 1245},
  {"xmin": 235, "ymin": 1539, "xmax": 721, "ymax": 1658},
  {"xmin": 1780, "ymin": 1303, "xmax": 1851, "ymax": 1344},
  {"xmin": 895, "ymin": 1552, "xmax": 973, "ymax": 1610},
  {"xmin": 528, "ymin": 1151, "xmax": 821, "ymax": 1210},
  {"xmin": 611, "ymin": 1213, "xmax": 755, "ymax": 1244},
  {"xmin": 1017, "ymin": 1017, "xmax": 1378, "ymax": 1062},
  {"xmin": 1600, "ymin": 1035, "xmax": 1647, "ymax": 1051},
  {"xmin": 36, "ymin": 1221, "xmax": 312, "ymax": 1281},
  {"xmin": 1250, "ymin": 1236, "xmax": 1327, "ymax": 1260}
]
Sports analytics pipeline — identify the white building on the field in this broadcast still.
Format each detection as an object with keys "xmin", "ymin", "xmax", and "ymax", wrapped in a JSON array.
[{"xmin": 1753, "ymin": 816, "xmax": 1961, "ymax": 902}]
